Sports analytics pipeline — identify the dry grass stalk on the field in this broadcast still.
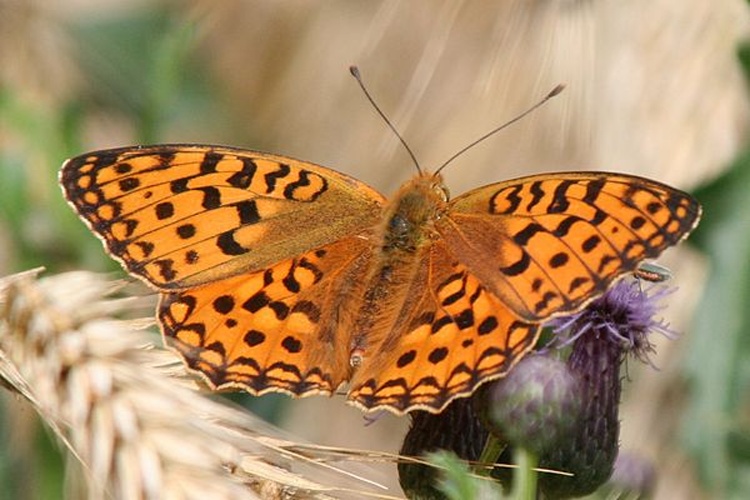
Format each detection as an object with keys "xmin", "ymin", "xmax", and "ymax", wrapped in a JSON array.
[{"xmin": 0, "ymin": 270, "xmax": 396, "ymax": 500}]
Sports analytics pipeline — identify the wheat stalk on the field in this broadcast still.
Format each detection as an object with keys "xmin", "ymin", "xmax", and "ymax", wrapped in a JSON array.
[{"xmin": 0, "ymin": 269, "xmax": 396, "ymax": 500}]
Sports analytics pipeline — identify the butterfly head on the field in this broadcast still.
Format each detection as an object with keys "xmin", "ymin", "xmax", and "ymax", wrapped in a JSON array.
[{"xmin": 382, "ymin": 173, "xmax": 449, "ymax": 252}]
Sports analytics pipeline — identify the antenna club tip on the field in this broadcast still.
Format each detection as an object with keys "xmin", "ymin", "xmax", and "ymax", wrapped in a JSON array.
[
  {"xmin": 349, "ymin": 65, "xmax": 361, "ymax": 78},
  {"xmin": 548, "ymin": 84, "xmax": 566, "ymax": 98}
]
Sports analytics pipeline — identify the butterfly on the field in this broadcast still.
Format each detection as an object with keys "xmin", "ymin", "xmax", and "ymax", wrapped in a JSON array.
[{"xmin": 60, "ymin": 144, "xmax": 701, "ymax": 414}]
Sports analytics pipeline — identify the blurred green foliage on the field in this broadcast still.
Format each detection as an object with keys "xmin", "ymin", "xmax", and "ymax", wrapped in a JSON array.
[
  {"xmin": 683, "ymin": 113, "xmax": 750, "ymax": 496},
  {"xmin": 678, "ymin": 25, "xmax": 750, "ymax": 498}
]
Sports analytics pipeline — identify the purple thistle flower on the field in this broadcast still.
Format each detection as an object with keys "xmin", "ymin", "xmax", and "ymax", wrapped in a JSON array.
[
  {"xmin": 537, "ymin": 279, "xmax": 673, "ymax": 497},
  {"xmin": 606, "ymin": 451, "xmax": 657, "ymax": 497}
]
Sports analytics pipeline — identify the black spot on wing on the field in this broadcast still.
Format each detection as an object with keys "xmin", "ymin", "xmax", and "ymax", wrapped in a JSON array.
[
  {"xmin": 170, "ymin": 178, "xmax": 189, "ymax": 194},
  {"xmin": 243, "ymin": 291, "xmax": 270, "ymax": 313},
  {"xmin": 244, "ymin": 330, "xmax": 265, "ymax": 347},
  {"xmin": 176, "ymin": 224, "xmax": 196, "ymax": 239},
  {"xmin": 582, "ymin": 234, "xmax": 601, "ymax": 253},
  {"xmin": 428, "ymin": 347, "xmax": 448, "ymax": 364},
  {"xmin": 265, "ymin": 163, "xmax": 291, "ymax": 194},
  {"xmin": 114, "ymin": 163, "xmax": 133, "ymax": 174},
  {"xmin": 500, "ymin": 252, "xmax": 531, "ymax": 277},
  {"xmin": 397, "ymin": 350, "xmax": 417, "ymax": 368},
  {"xmin": 226, "ymin": 162, "xmax": 256, "ymax": 189},
  {"xmin": 553, "ymin": 216, "xmax": 580, "ymax": 238},
  {"xmin": 200, "ymin": 186, "xmax": 222, "ymax": 210},
  {"xmin": 583, "ymin": 177, "xmax": 606, "ymax": 204},
  {"xmin": 212, "ymin": 295, "xmax": 235, "ymax": 314},
  {"xmin": 217, "ymin": 231, "xmax": 248, "ymax": 255},
  {"xmin": 548, "ymin": 180, "xmax": 574, "ymax": 213},
  {"xmin": 477, "ymin": 316, "xmax": 498, "ymax": 335},
  {"xmin": 155, "ymin": 202, "xmax": 174, "ymax": 220},
  {"xmin": 199, "ymin": 151, "xmax": 222, "ymax": 173},
  {"xmin": 526, "ymin": 181, "xmax": 546, "ymax": 211},
  {"xmin": 119, "ymin": 177, "xmax": 140, "ymax": 192},
  {"xmin": 236, "ymin": 200, "xmax": 261, "ymax": 225},
  {"xmin": 549, "ymin": 252, "xmax": 569, "ymax": 268},
  {"xmin": 513, "ymin": 222, "xmax": 545, "ymax": 246},
  {"xmin": 490, "ymin": 184, "xmax": 522, "ymax": 215},
  {"xmin": 281, "ymin": 336, "xmax": 302, "ymax": 354}
]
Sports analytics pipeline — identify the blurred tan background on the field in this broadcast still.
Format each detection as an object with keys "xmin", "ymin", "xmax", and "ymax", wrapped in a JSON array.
[{"xmin": 2, "ymin": 0, "xmax": 748, "ymax": 498}]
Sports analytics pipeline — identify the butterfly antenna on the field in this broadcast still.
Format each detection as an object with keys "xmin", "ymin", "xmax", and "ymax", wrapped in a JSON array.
[
  {"xmin": 434, "ymin": 84, "xmax": 565, "ymax": 176},
  {"xmin": 350, "ymin": 66, "xmax": 424, "ymax": 175}
]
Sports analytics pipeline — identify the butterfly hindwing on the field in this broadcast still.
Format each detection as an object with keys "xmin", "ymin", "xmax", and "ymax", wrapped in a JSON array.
[
  {"xmin": 159, "ymin": 235, "xmax": 374, "ymax": 397},
  {"xmin": 348, "ymin": 241, "xmax": 539, "ymax": 413},
  {"xmin": 440, "ymin": 172, "xmax": 701, "ymax": 322},
  {"xmin": 60, "ymin": 144, "xmax": 385, "ymax": 290}
]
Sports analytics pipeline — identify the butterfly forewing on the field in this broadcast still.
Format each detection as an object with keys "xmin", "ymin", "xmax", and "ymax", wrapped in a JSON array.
[
  {"xmin": 60, "ymin": 145, "xmax": 385, "ymax": 290},
  {"xmin": 441, "ymin": 172, "xmax": 701, "ymax": 322}
]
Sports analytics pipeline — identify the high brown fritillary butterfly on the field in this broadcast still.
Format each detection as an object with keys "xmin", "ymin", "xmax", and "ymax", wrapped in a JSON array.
[{"xmin": 60, "ymin": 144, "xmax": 701, "ymax": 414}]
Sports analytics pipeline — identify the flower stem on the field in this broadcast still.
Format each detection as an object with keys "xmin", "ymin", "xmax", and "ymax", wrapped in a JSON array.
[
  {"xmin": 476, "ymin": 434, "xmax": 507, "ymax": 476},
  {"xmin": 512, "ymin": 447, "xmax": 538, "ymax": 500}
]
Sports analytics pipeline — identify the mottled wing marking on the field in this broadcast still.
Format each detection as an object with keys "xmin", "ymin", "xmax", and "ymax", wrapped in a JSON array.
[
  {"xmin": 159, "ymin": 235, "xmax": 372, "ymax": 396},
  {"xmin": 443, "ymin": 172, "xmax": 701, "ymax": 321},
  {"xmin": 60, "ymin": 144, "xmax": 384, "ymax": 289},
  {"xmin": 349, "ymin": 243, "xmax": 539, "ymax": 413}
]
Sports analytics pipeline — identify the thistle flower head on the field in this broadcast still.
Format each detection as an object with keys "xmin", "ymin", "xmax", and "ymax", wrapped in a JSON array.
[{"xmin": 549, "ymin": 278, "xmax": 676, "ymax": 364}]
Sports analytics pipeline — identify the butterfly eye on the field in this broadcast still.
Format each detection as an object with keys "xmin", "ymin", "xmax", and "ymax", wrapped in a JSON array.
[
  {"xmin": 389, "ymin": 214, "xmax": 410, "ymax": 234},
  {"xmin": 433, "ymin": 183, "xmax": 449, "ymax": 202}
]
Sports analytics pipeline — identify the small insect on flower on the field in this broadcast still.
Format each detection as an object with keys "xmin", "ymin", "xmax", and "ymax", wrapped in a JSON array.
[{"xmin": 634, "ymin": 261, "xmax": 673, "ymax": 283}]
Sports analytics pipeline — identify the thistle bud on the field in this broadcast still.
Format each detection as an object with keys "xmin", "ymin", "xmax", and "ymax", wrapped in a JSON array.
[{"xmin": 482, "ymin": 354, "xmax": 583, "ymax": 457}]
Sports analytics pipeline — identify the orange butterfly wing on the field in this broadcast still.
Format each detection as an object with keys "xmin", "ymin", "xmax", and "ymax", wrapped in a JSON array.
[
  {"xmin": 60, "ymin": 144, "xmax": 385, "ymax": 290},
  {"xmin": 439, "ymin": 172, "xmax": 701, "ymax": 322},
  {"xmin": 348, "ymin": 240, "xmax": 539, "ymax": 413},
  {"xmin": 159, "ymin": 234, "xmax": 374, "ymax": 397}
]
